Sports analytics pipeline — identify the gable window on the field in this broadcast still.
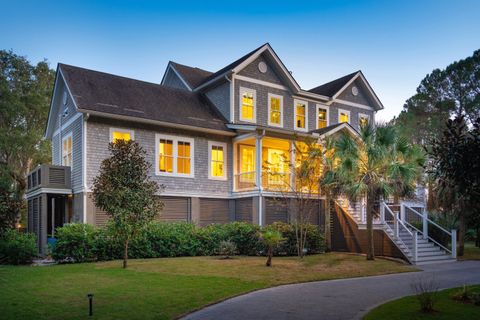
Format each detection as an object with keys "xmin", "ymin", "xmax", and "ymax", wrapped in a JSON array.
[
  {"xmin": 110, "ymin": 128, "xmax": 134, "ymax": 143},
  {"xmin": 294, "ymin": 99, "xmax": 308, "ymax": 131},
  {"xmin": 268, "ymin": 93, "xmax": 283, "ymax": 127},
  {"xmin": 208, "ymin": 141, "xmax": 227, "ymax": 180},
  {"xmin": 240, "ymin": 87, "xmax": 256, "ymax": 122},
  {"xmin": 62, "ymin": 133, "xmax": 72, "ymax": 167},
  {"xmin": 316, "ymin": 105, "xmax": 329, "ymax": 129},
  {"xmin": 338, "ymin": 109, "xmax": 350, "ymax": 124},
  {"xmin": 156, "ymin": 134, "xmax": 194, "ymax": 177},
  {"xmin": 359, "ymin": 113, "xmax": 370, "ymax": 128}
]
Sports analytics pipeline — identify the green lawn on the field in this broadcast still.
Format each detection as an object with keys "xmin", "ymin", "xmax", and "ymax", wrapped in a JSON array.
[
  {"xmin": 0, "ymin": 253, "xmax": 415, "ymax": 320},
  {"xmin": 364, "ymin": 285, "xmax": 480, "ymax": 320},
  {"xmin": 460, "ymin": 242, "xmax": 480, "ymax": 260}
]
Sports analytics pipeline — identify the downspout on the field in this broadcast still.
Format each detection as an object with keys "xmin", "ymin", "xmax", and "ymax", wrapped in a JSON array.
[
  {"xmin": 82, "ymin": 113, "xmax": 90, "ymax": 223},
  {"xmin": 257, "ymin": 129, "xmax": 266, "ymax": 226},
  {"xmin": 225, "ymin": 73, "xmax": 235, "ymax": 123}
]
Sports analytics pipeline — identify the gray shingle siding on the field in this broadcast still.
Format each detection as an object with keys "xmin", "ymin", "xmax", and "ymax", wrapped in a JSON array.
[
  {"xmin": 336, "ymin": 79, "xmax": 371, "ymax": 106},
  {"xmin": 86, "ymin": 117, "xmax": 232, "ymax": 197},
  {"xmin": 329, "ymin": 103, "xmax": 374, "ymax": 131},
  {"xmin": 238, "ymin": 54, "xmax": 283, "ymax": 85},
  {"xmin": 205, "ymin": 81, "xmax": 231, "ymax": 121},
  {"xmin": 162, "ymin": 68, "xmax": 190, "ymax": 91}
]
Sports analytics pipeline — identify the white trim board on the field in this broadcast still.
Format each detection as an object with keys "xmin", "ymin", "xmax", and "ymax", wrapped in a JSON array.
[
  {"xmin": 154, "ymin": 134, "xmax": 195, "ymax": 178},
  {"xmin": 235, "ymin": 75, "xmax": 289, "ymax": 91},
  {"xmin": 25, "ymin": 188, "xmax": 72, "ymax": 198},
  {"xmin": 267, "ymin": 93, "xmax": 284, "ymax": 128}
]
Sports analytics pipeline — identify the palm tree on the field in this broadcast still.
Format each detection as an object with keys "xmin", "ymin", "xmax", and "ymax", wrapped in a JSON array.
[
  {"xmin": 261, "ymin": 229, "xmax": 284, "ymax": 267},
  {"xmin": 334, "ymin": 123, "xmax": 424, "ymax": 260}
]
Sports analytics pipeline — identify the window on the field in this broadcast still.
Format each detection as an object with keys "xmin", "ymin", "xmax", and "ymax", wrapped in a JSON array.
[
  {"xmin": 338, "ymin": 109, "xmax": 350, "ymax": 124},
  {"xmin": 239, "ymin": 87, "xmax": 256, "ymax": 122},
  {"xmin": 62, "ymin": 133, "xmax": 72, "ymax": 167},
  {"xmin": 268, "ymin": 93, "xmax": 283, "ymax": 127},
  {"xmin": 155, "ymin": 135, "xmax": 194, "ymax": 177},
  {"xmin": 110, "ymin": 128, "xmax": 134, "ymax": 143},
  {"xmin": 316, "ymin": 105, "xmax": 328, "ymax": 129},
  {"xmin": 294, "ymin": 99, "xmax": 308, "ymax": 131},
  {"xmin": 208, "ymin": 142, "xmax": 227, "ymax": 180},
  {"xmin": 359, "ymin": 113, "xmax": 370, "ymax": 128},
  {"xmin": 239, "ymin": 145, "xmax": 255, "ymax": 182}
]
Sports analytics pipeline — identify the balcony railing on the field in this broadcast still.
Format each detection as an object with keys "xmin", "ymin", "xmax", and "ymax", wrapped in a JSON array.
[{"xmin": 234, "ymin": 171, "xmax": 291, "ymax": 192}]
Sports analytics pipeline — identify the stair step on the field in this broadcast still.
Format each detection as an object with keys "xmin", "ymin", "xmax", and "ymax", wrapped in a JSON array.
[
  {"xmin": 415, "ymin": 255, "xmax": 454, "ymax": 262},
  {"xmin": 418, "ymin": 251, "xmax": 447, "ymax": 257}
]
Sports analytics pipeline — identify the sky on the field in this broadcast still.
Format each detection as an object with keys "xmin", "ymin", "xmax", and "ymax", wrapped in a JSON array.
[{"xmin": 1, "ymin": 0, "xmax": 479, "ymax": 121}]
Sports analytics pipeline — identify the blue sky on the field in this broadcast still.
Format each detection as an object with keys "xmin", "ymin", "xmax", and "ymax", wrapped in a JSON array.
[{"xmin": 1, "ymin": 0, "xmax": 479, "ymax": 121}]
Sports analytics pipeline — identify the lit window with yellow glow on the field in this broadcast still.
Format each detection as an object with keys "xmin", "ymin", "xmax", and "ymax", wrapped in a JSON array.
[
  {"xmin": 295, "ymin": 101, "xmax": 307, "ymax": 130},
  {"xmin": 110, "ymin": 128, "xmax": 134, "ymax": 143},
  {"xmin": 159, "ymin": 139, "xmax": 173, "ymax": 173},
  {"xmin": 240, "ymin": 88, "xmax": 255, "ymax": 122},
  {"xmin": 62, "ymin": 134, "xmax": 72, "ymax": 167},
  {"xmin": 209, "ymin": 142, "xmax": 226, "ymax": 179},
  {"xmin": 268, "ymin": 94, "xmax": 283, "ymax": 126},
  {"xmin": 339, "ymin": 110, "xmax": 350, "ymax": 123},
  {"xmin": 317, "ymin": 107, "xmax": 327, "ymax": 129},
  {"xmin": 359, "ymin": 114, "xmax": 369, "ymax": 128},
  {"xmin": 239, "ymin": 145, "xmax": 255, "ymax": 182},
  {"xmin": 177, "ymin": 141, "xmax": 191, "ymax": 175}
]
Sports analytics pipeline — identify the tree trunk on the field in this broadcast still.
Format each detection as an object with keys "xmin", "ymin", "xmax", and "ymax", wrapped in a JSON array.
[
  {"xmin": 458, "ymin": 213, "xmax": 465, "ymax": 257},
  {"xmin": 325, "ymin": 196, "xmax": 331, "ymax": 252},
  {"xmin": 266, "ymin": 247, "xmax": 272, "ymax": 267},
  {"xmin": 123, "ymin": 238, "xmax": 129, "ymax": 269},
  {"xmin": 366, "ymin": 191, "xmax": 375, "ymax": 260}
]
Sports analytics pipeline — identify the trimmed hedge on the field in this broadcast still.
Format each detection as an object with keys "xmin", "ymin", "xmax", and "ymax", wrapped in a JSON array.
[
  {"xmin": 0, "ymin": 229, "xmax": 37, "ymax": 265},
  {"xmin": 52, "ymin": 221, "xmax": 325, "ymax": 263}
]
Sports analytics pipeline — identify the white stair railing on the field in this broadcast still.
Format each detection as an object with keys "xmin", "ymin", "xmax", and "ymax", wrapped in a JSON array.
[
  {"xmin": 381, "ymin": 202, "xmax": 416, "ymax": 262},
  {"xmin": 400, "ymin": 201, "xmax": 457, "ymax": 259}
]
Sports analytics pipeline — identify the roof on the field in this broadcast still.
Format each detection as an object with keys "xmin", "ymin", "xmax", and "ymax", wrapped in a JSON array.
[
  {"xmin": 58, "ymin": 63, "xmax": 231, "ymax": 133},
  {"xmin": 309, "ymin": 123, "xmax": 345, "ymax": 135},
  {"xmin": 170, "ymin": 62, "xmax": 213, "ymax": 89},
  {"xmin": 310, "ymin": 122, "xmax": 359, "ymax": 137},
  {"xmin": 308, "ymin": 71, "xmax": 359, "ymax": 97}
]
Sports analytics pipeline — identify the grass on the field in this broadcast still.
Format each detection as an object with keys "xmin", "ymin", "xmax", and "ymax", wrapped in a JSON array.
[
  {"xmin": 0, "ymin": 253, "xmax": 414, "ymax": 320},
  {"xmin": 459, "ymin": 242, "xmax": 480, "ymax": 261},
  {"xmin": 364, "ymin": 285, "xmax": 480, "ymax": 320}
]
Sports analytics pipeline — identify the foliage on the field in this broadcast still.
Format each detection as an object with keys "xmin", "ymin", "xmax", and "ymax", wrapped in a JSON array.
[
  {"xmin": 334, "ymin": 123, "xmax": 425, "ymax": 260},
  {"xmin": 217, "ymin": 240, "xmax": 237, "ymax": 259},
  {"xmin": 51, "ymin": 223, "xmax": 96, "ymax": 263},
  {"xmin": 92, "ymin": 139, "xmax": 163, "ymax": 268},
  {"xmin": 260, "ymin": 229, "xmax": 284, "ymax": 266},
  {"xmin": 0, "ymin": 50, "xmax": 55, "ymax": 231},
  {"xmin": 51, "ymin": 222, "xmax": 325, "ymax": 262},
  {"xmin": 428, "ymin": 116, "xmax": 480, "ymax": 256},
  {"xmin": 411, "ymin": 276, "xmax": 438, "ymax": 313},
  {"xmin": 0, "ymin": 229, "xmax": 37, "ymax": 264},
  {"xmin": 452, "ymin": 284, "xmax": 473, "ymax": 302}
]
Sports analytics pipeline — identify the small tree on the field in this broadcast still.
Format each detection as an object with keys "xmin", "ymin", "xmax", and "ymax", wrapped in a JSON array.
[
  {"xmin": 264, "ymin": 138, "xmax": 322, "ymax": 258},
  {"xmin": 92, "ymin": 140, "xmax": 163, "ymax": 268},
  {"xmin": 261, "ymin": 229, "xmax": 284, "ymax": 267}
]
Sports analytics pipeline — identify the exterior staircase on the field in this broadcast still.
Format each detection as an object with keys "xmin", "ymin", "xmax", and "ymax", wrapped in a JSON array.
[{"xmin": 336, "ymin": 198, "xmax": 457, "ymax": 265}]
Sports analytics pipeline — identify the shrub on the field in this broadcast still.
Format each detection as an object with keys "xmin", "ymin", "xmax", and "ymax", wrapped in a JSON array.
[
  {"xmin": 452, "ymin": 284, "xmax": 473, "ymax": 302},
  {"xmin": 411, "ymin": 277, "xmax": 438, "ymax": 313},
  {"xmin": 217, "ymin": 240, "xmax": 237, "ymax": 258},
  {"xmin": 0, "ymin": 229, "xmax": 37, "ymax": 265},
  {"xmin": 269, "ymin": 222, "xmax": 325, "ymax": 255},
  {"xmin": 93, "ymin": 223, "xmax": 122, "ymax": 261},
  {"xmin": 52, "ymin": 223, "xmax": 96, "ymax": 263},
  {"xmin": 223, "ymin": 222, "xmax": 262, "ymax": 255}
]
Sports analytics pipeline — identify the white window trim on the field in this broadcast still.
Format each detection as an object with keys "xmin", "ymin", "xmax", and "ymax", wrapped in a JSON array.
[
  {"xmin": 155, "ymin": 134, "xmax": 195, "ymax": 178},
  {"xmin": 338, "ymin": 108, "xmax": 351, "ymax": 124},
  {"xmin": 109, "ymin": 127, "xmax": 135, "ymax": 142},
  {"xmin": 293, "ymin": 99, "xmax": 309, "ymax": 132},
  {"xmin": 208, "ymin": 141, "xmax": 227, "ymax": 181},
  {"xmin": 239, "ymin": 87, "xmax": 257, "ymax": 123},
  {"xmin": 315, "ymin": 104, "xmax": 330, "ymax": 129},
  {"xmin": 358, "ymin": 113, "xmax": 370, "ymax": 129},
  {"xmin": 267, "ymin": 93, "xmax": 284, "ymax": 127},
  {"xmin": 61, "ymin": 132, "xmax": 73, "ymax": 167}
]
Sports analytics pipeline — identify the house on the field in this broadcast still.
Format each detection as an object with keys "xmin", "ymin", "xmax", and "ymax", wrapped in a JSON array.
[{"xmin": 25, "ymin": 43, "xmax": 455, "ymax": 264}]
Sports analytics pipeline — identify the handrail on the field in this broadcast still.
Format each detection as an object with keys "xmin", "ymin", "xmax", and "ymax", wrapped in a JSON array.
[
  {"xmin": 398, "ymin": 219, "xmax": 413, "ymax": 237},
  {"xmin": 403, "ymin": 203, "xmax": 452, "ymax": 236}
]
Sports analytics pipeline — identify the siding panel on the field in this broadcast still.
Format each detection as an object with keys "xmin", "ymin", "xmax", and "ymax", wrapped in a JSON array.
[
  {"xmin": 159, "ymin": 196, "xmax": 190, "ymax": 222},
  {"xmin": 199, "ymin": 198, "xmax": 230, "ymax": 226},
  {"xmin": 235, "ymin": 197, "xmax": 253, "ymax": 222}
]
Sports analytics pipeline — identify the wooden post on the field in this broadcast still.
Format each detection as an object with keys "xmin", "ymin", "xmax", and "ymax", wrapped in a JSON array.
[{"xmin": 452, "ymin": 229, "xmax": 457, "ymax": 259}]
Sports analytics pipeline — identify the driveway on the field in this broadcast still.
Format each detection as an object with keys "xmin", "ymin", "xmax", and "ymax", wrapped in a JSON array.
[{"xmin": 181, "ymin": 261, "xmax": 480, "ymax": 320}]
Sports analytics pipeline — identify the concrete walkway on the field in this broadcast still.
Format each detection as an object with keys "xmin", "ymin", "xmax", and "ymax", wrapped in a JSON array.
[{"xmin": 182, "ymin": 261, "xmax": 480, "ymax": 320}]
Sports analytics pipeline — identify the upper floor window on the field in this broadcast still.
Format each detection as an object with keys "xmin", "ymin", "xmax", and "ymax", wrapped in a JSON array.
[
  {"xmin": 316, "ymin": 105, "xmax": 328, "ymax": 129},
  {"xmin": 338, "ymin": 109, "xmax": 350, "ymax": 124},
  {"xmin": 208, "ymin": 141, "xmax": 227, "ymax": 180},
  {"xmin": 268, "ymin": 93, "xmax": 283, "ymax": 127},
  {"xmin": 155, "ymin": 134, "xmax": 194, "ymax": 177},
  {"xmin": 110, "ymin": 128, "xmax": 134, "ymax": 143},
  {"xmin": 239, "ymin": 87, "xmax": 256, "ymax": 122},
  {"xmin": 294, "ymin": 99, "xmax": 308, "ymax": 131},
  {"xmin": 62, "ymin": 133, "xmax": 72, "ymax": 167},
  {"xmin": 359, "ymin": 113, "xmax": 370, "ymax": 128}
]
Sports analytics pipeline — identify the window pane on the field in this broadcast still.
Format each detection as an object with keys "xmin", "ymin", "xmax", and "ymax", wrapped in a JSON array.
[
  {"xmin": 360, "ymin": 116, "xmax": 369, "ymax": 127},
  {"xmin": 112, "ymin": 131, "xmax": 131, "ymax": 142},
  {"xmin": 270, "ymin": 97, "xmax": 281, "ymax": 125},
  {"xmin": 340, "ymin": 112, "xmax": 349, "ymax": 123},
  {"xmin": 242, "ymin": 92, "xmax": 254, "ymax": 120},
  {"xmin": 211, "ymin": 145, "xmax": 224, "ymax": 177},
  {"xmin": 296, "ymin": 103, "xmax": 306, "ymax": 128},
  {"xmin": 159, "ymin": 139, "xmax": 173, "ymax": 173},
  {"xmin": 177, "ymin": 158, "xmax": 191, "ymax": 174},
  {"xmin": 318, "ymin": 108, "xmax": 327, "ymax": 129}
]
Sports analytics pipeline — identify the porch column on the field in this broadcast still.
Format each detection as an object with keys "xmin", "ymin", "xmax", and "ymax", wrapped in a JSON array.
[
  {"xmin": 255, "ymin": 134, "xmax": 263, "ymax": 191},
  {"xmin": 290, "ymin": 140, "xmax": 295, "ymax": 190}
]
